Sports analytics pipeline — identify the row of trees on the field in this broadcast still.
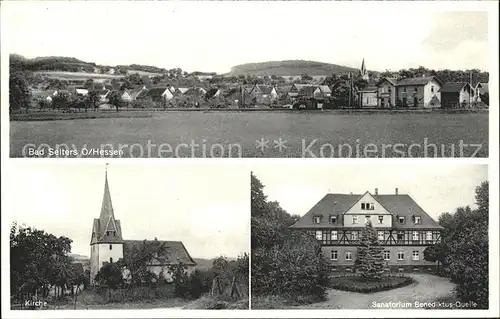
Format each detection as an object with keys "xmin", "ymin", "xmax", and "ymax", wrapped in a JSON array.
[
  {"xmin": 251, "ymin": 173, "xmax": 329, "ymax": 301},
  {"xmin": 423, "ymin": 181, "xmax": 489, "ymax": 309},
  {"xmin": 10, "ymin": 223, "xmax": 89, "ymax": 303}
]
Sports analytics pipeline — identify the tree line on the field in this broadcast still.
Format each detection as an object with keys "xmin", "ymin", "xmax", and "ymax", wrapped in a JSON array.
[{"xmin": 424, "ymin": 181, "xmax": 489, "ymax": 309}]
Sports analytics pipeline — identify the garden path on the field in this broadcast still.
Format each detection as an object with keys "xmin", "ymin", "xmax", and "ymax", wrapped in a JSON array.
[{"xmin": 300, "ymin": 273, "xmax": 455, "ymax": 309}]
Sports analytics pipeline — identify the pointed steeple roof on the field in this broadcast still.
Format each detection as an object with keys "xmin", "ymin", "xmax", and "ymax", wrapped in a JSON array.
[
  {"xmin": 90, "ymin": 165, "xmax": 124, "ymax": 245},
  {"xmin": 100, "ymin": 166, "xmax": 114, "ymax": 220}
]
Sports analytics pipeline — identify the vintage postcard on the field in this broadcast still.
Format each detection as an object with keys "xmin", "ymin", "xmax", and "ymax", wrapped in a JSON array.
[
  {"xmin": 2, "ymin": 1, "xmax": 494, "ymax": 158},
  {"xmin": 250, "ymin": 163, "xmax": 490, "ymax": 310},
  {"xmin": 5, "ymin": 163, "xmax": 249, "ymax": 311}
]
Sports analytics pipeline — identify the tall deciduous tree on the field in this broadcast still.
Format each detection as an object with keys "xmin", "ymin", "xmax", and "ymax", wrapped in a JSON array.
[
  {"xmin": 355, "ymin": 221, "xmax": 386, "ymax": 280},
  {"xmin": 9, "ymin": 72, "xmax": 32, "ymax": 110},
  {"xmin": 94, "ymin": 262, "xmax": 124, "ymax": 300}
]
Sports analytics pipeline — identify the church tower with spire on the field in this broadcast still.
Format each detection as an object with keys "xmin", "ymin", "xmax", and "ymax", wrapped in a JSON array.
[
  {"xmin": 359, "ymin": 58, "xmax": 369, "ymax": 81},
  {"xmin": 90, "ymin": 166, "xmax": 124, "ymax": 284}
]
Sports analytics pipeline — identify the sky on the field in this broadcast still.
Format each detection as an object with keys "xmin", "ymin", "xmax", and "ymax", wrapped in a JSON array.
[
  {"xmin": 251, "ymin": 162, "xmax": 488, "ymax": 221},
  {"xmin": 2, "ymin": 1, "xmax": 491, "ymax": 73},
  {"xmin": 6, "ymin": 162, "xmax": 249, "ymax": 259}
]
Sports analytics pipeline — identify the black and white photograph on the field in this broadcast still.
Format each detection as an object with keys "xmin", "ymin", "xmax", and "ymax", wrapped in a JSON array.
[
  {"xmin": 4, "ymin": 1, "xmax": 491, "ymax": 158},
  {"xmin": 251, "ymin": 163, "xmax": 489, "ymax": 310},
  {"xmin": 6, "ymin": 163, "xmax": 249, "ymax": 310}
]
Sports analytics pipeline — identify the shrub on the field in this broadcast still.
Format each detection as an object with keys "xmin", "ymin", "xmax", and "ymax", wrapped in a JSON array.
[{"xmin": 330, "ymin": 275, "xmax": 413, "ymax": 293}]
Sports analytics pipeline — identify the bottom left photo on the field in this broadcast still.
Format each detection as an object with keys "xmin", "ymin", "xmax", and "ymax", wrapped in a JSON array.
[{"xmin": 5, "ymin": 162, "xmax": 249, "ymax": 310}]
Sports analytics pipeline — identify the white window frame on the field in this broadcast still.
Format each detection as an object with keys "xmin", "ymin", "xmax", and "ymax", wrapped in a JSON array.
[
  {"xmin": 378, "ymin": 215, "xmax": 384, "ymax": 224},
  {"xmin": 412, "ymin": 231, "xmax": 419, "ymax": 241},
  {"xmin": 345, "ymin": 251, "xmax": 352, "ymax": 261},
  {"xmin": 351, "ymin": 231, "xmax": 358, "ymax": 241},
  {"xmin": 377, "ymin": 231, "xmax": 384, "ymax": 241},
  {"xmin": 426, "ymin": 231, "xmax": 433, "ymax": 241},
  {"xmin": 414, "ymin": 216, "xmax": 421, "ymax": 224},
  {"xmin": 352, "ymin": 216, "xmax": 358, "ymax": 224},
  {"xmin": 331, "ymin": 230, "xmax": 338, "ymax": 240},
  {"xmin": 331, "ymin": 250, "xmax": 338, "ymax": 260},
  {"xmin": 315, "ymin": 230, "xmax": 322, "ymax": 240},
  {"xmin": 330, "ymin": 216, "xmax": 337, "ymax": 224},
  {"xmin": 314, "ymin": 216, "xmax": 321, "ymax": 224},
  {"xmin": 412, "ymin": 250, "xmax": 420, "ymax": 261},
  {"xmin": 397, "ymin": 251, "xmax": 404, "ymax": 260},
  {"xmin": 383, "ymin": 250, "xmax": 390, "ymax": 260}
]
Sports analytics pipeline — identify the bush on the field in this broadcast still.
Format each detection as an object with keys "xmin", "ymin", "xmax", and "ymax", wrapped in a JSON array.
[{"xmin": 251, "ymin": 173, "xmax": 328, "ymax": 302}]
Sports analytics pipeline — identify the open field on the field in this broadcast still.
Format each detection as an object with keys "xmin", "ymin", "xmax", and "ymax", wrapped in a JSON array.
[
  {"xmin": 33, "ymin": 71, "xmax": 125, "ymax": 81},
  {"xmin": 10, "ymin": 111, "xmax": 488, "ymax": 158}
]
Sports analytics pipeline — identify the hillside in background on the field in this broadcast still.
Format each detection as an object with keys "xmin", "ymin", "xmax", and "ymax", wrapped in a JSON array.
[
  {"xmin": 193, "ymin": 257, "xmax": 237, "ymax": 270},
  {"xmin": 227, "ymin": 60, "xmax": 360, "ymax": 76}
]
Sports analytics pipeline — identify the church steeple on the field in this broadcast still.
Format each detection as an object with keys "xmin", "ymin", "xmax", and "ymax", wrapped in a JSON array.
[
  {"xmin": 91, "ymin": 164, "xmax": 123, "ymax": 244},
  {"xmin": 100, "ymin": 164, "xmax": 114, "ymax": 220}
]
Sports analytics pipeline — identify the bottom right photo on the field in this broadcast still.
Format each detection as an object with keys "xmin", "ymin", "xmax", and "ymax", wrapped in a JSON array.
[{"xmin": 250, "ymin": 163, "xmax": 488, "ymax": 310}]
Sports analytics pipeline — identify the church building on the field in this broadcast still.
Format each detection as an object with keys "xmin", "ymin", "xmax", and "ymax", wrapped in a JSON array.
[{"xmin": 90, "ymin": 168, "xmax": 196, "ymax": 285}]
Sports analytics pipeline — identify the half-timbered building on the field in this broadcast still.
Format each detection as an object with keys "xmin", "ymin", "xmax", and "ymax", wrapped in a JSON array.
[{"xmin": 290, "ymin": 189, "xmax": 442, "ymax": 271}]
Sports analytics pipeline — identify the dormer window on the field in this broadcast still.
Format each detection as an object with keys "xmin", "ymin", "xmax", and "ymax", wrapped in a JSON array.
[
  {"xmin": 414, "ymin": 216, "xmax": 421, "ymax": 224},
  {"xmin": 398, "ymin": 216, "xmax": 406, "ymax": 224},
  {"xmin": 330, "ymin": 215, "xmax": 337, "ymax": 224},
  {"xmin": 313, "ymin": 216, "xmax": 321, "ymax": 224}
]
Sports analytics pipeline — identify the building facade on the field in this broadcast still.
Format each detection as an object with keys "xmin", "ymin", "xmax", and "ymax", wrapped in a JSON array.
[
  {"xmin": 90, "ymin": 169, "xmax": 196, "ymax": 285},
  {"xmin": 290, "ymin": 190, "xmax": 442, "ymax": 272},
  {"xmin": 373, "ymin": 76, "xmax": 442, "ymax": 108}
]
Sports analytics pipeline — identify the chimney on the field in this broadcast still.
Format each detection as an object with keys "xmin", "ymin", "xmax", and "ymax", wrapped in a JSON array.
[
  {"xmin": 375, "ymin": 188, "xmax": 378, "ymax": 195},
  {"xmin": 395, "ymin": 188, "xmax": 399, "ymax": 195}
]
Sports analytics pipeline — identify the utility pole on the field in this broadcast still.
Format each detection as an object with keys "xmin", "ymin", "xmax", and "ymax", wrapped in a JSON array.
[
  {"xmin": 348, "ymin": 72, "xmax": 351, "ymax": 110},
  {"xmin": 469, "ymin": 71, "xmax": 472, "ymax": 108}
]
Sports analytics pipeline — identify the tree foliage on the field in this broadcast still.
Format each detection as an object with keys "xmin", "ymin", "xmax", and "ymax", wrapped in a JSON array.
[
  {"xmin": 424, "ymin": 181, "xmax": 489, "ymax": 308},
  {"xmin": 251, "ymin": 172, "xmax": 328, "ymax": 300},
  {"xmin": 9, "ymin": 72, "xmax": 32, "ymax": 110},
  {"xmin": 355, "ymin": 221, "xmax": 386, "ymax": 280},
  {"xmin": 10, "ymin": 223, "xmax": 83, "ymax": 300}
]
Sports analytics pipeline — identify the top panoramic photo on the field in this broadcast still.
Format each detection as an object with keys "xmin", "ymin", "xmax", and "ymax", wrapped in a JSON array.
[{"xmin": 4, "ymin": 1, "xmax": 493, "ymax": 158}]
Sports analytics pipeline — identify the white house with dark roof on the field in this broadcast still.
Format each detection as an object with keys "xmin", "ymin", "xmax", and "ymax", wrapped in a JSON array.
[
  {"xmin": 90, "ymin": 168, "xmax": 196, "ymax": 285},
  {"xmin": 290, "ymin": 189, "xmax": 442, "ymax": 272},
  {"xmin": 375, "ymin": 76, "xmax": 442, "ymax": 108}
]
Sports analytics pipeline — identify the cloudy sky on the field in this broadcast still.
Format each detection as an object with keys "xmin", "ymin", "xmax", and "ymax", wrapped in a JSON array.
[
  {"xmin": 2, "ymin": 1, "xmax": 491, "ymax": 73},
  {"xmin": 6, "ymin": 162, "xmax": 249, "ymax": 258},
  {"xmin": 252, "ymin": 162, "xmax": 488, "ymax": 221}
]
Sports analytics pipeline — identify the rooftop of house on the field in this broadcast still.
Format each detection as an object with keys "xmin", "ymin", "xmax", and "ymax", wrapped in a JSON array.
[
  {"xmin": 439, "ymin": 82, "xmax": 470, "ymax": 93},
  {"xmin": 123, "ymin": 240, "xmax": 196, "ymax": 266},
  {"xmin": 290, "ymin": 191, "xmax": 441, "ymax": 229}
]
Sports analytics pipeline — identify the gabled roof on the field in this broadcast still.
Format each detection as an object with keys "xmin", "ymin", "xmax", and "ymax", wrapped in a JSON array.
[
  {"xmin": 439, "ymin": 82, "xmax": 470, "ymax": 93},
  {"xmin": 377, "ymin": 77, "xmax": 398, "ymax": 86},
  {"xmin": 298, "ymin": 86, "xmax": 318, "ymax": 96},
  {"xmin": 123, "ymin": 240, "xmax": 196, "ymax": 266},
  {"xmin": 396, "ymin": 76, "xmax": 442, "ymax": 87},
  {"xmin": 318, "ymin": 85, "xmax": 331, "ymax": 94},
  {"xmin": 290, "ymin": 192, "xmax": 441, "ymax": 229},
  {"xmin": 276, "ymin": 85, "xmax": 292, "ymax": 93},
  {"xmin": 258, "ymin": 85, "xmax": 274, "ymax": 94},
  {"xmin": 145, "ymin": 87, "xmax": 168, "ymax": 98}
]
